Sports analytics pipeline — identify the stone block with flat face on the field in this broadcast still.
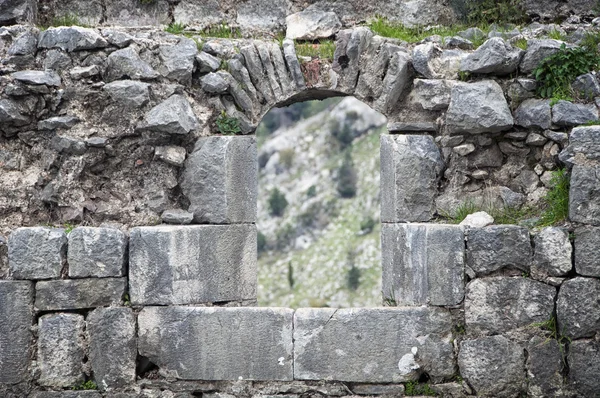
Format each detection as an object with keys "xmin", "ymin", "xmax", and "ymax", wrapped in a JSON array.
[
  {"xmin": 557, "ymin": 277, "xmax": 600, "ymax": 339},
  {"xmin": 129, "ymin": 225, "xmax": 256, "ymax": 305},
  {"xmin": 568, "ymin": 339, "xmax": 600, "ymax": 398},
  {"xmin": 138, "ymin": 306, "xmax": 293, "ymax": 381},
  {"xmin": 68, "ymin": 227, "xmax": 127, "ymax": 278},
  {"xmin": 574, "ymin": 226, "xmax": 600, "ymax": 277},
  {"xmin": 9, "ymin": 227, "xmax": 67, "ymax": 279},
  {"xmin": 382, "ymin": 223, "xmax": 464, "ymax": 306},
  {"xmin": 569, "ymin": 164, "xmax": 600, "ymax": 225},
  {"xmin": 293, "ymin": 307, "xmax": 455, "ymax": 382},
  {"xmin": 35, "ymin": 278, "xmax": 126, "ymax": 311}
]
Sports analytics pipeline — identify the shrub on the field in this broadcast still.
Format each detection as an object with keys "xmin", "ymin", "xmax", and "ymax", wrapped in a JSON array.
[
  {"xmin": 257, "ymin": 231, "xmax": 267, "ymax": 253},
  {"xmin": 337, "ymin": 152, "xmax": 357, "ymax": 198},
  {"xmin": 165, "ymin": 22, "xmax": 186, "ymax": 35},
  {"xmin": 268, "ymin": 188, "xmax": 288, "ymax": 216},
  {"xmin": 464, "ymin": 0, "xmax": 526, "ymax": 25},
  {"xmin": 216, "ymin": 111, "xmax": 242, "ymax": 135},
  {"xmin": 330, "ymin": 119, "xmax": 354, "ymax": 148},
  {"xmin": 347, "ymin": 265, "xmax": 361, "ymax": 290}
]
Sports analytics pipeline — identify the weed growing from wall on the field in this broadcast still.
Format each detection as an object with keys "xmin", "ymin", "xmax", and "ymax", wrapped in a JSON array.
[
  {"xmin": 215, "ymin": 111, "xmax": 241, "ymax": 135},
  {"xmin": 71, "ymin": 381, "xmax": 97, "ymax": 391},
  {"xmin": 537, "ymin": 168, "xmax": 569, "ymax": 226},
  {"xmin": 295, "ymin": 40, "xmax": 336, "ymax": 61},
  {"xmin": 165, "ymin": 22, "xmax": 186, "ymax": 35},
  {"xmin": 404, "ymin": 381, "xmax": 438, "ymax": 396}
]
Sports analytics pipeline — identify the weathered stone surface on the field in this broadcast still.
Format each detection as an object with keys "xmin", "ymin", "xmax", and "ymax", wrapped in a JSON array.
[
  {"xmin": 38, "ymin": 313, "xmax": 85, "ymax": 387},
  {"xmin": 453, "ymin": 143, "xmax": 475, "ymax": 156},
  {"xmin": 527, "ymin": 336, "xmax": 564, "ymax": 398},
  {"xmin": 465, "ymin": 277, "xmax": 555, "ymax": 335},
  {"xmin": 236, "ymin": 0, "xmax": 287, "ymax": 31},
  {"xmin": 380, "ymin": 135, "xmax": 444, "ymax": 222},
  {"xmin": 104, "ymin": 0, "xmax": 170, "ymax": 26},
  {"xmin": 158, "ymin": 38, "xmax": 197, "ymax": 85},
  {"xmin": 412, "ymin": 42, "xmax": 441, "ymax": 79},
  {"xmin": 460, "ymin": 37, "xmax": 522, "ymax": 75},
  {"xmin": 87, "ymin": 307, "xmax": 136, "ymax": 389},
  {"xmin": 350, "ymin": 384, "xmax": 405, "ymax": 396},
  {"xmin": 459, "ymin": 211, "xmax": 494, "ymax": 228},
  {"xmin": 101, "ymin": 28, "xmax": 133, "ymax": 48},
  {"xmin": 8, "ymin": 30, "xmax": 37, "ymax": 56},
  {"xmin": 557, "ymin": 277, "xmax": 600, "ymax": 339},
  {"xmin": 35, "ymin": 278, "xmax": 126, "ymax": 311},
  {"xmin": 382, "ymin": 223, "xmax": 464, "ymax": 306},
  {"xmin": 67, "ymin": 227, "xmax": 127, "ymax": 278},
  {"xmin": 12, "ymin": 70, "xmax": 61, "ymax": 86},
  {"xmin": 532, "ymin": 227, "xmax": 572, "ymax": 277},
  {"xmin": 142, "ymin": 95, "xmax": 199, "ymax": 135},
  {"xmin": 552, "ymin": 100, "xmax": 598, "ymax": 126},
  {"xmin": 129, "ymin": 225, "xmax": 256, "ymax": 305},
  {"xmin": 459, "ymin": 336, "xmax": 525, "ymax": 398},
  {"xmin": 103, "ymin": 80, "xmax": 150, "ymax": 108},
  {"xmin": 105, "ymin": 46, "xmax": 158, "ymax": 82},
  {"xmin": 569, "ymin": 164, "xmax": 600, "ymax": 225},
  {"xmin": 574, "ymin": 226, "xmax": 600, "ymax": 276},
  {"xmin": 387, "ymin": 121, "xmax": 436, "ymax": 132},
  {"xmin": 572, "ymin": 72, "xmax": 600, "ymax": 98},
  {"xmin": 138, "ymin": 307, "xmax": 293, "ymax": 380},
  {"xmin": 38, "ymin": 27, "xmax": 108, "ymax": 52},
  {"xmin": 0, "ymin": 281, "xmax": 33, "ymax": 384},
  {"xmin": 38, "ymin": 115, "xmax": 79, "ymax": 130},
  {"xmin": 161, "ymin": 209, "xmax": 194, "ymax": 224},
  {"xmin": 374, "ymin": 50, "xmax": 412, "ymax": 114},
  {"xmin": 466, "ymin": 225, "xmax": 532, "ymax": 276},
  {"xmin": 9, "ymin": 227, "xmax": 66, "ymax": 280},
  {"xmin": 0, "ymin": 98, "xmax": 30, "ymax": 127},
  {"xmin": 196, "ymin": 51, "xmax": 221, "ymax": 73},
  {"xmin": 412, "ymin": 79, "xmax": 454, "ymax": 111},
  {"xmin": 520, "ymin": 39, "xmax": 563, "ymax": 74},
  {"xmin": 0, "ymin": 0, "xmax": 35, "ymax": 25},
  {"xmin": 43, "ymin": 49, "xmax": 72, "ymax": 71},
  {"xmin": 294, "ymin": 307, "xmax": 455, "ymax": 382},
  {"xmin": 334, "ymin": 28, "xmax": 373, "ymax": 92},
  {"xmin": 526, "ymin": 132, "xmax": 547, "ymax": 146},
  {"xmin": 31, "ymin": 392, "xmax": 102, "ymax": 398},
  {"xmin": 282, "ymin": 38, "xmax": 305, "ymax": 91},
  {"xmin": 568, "ymin": 339, "xmax": 600, "ymax": 398},
  {"xmin": 446, "ymin": 81, "xmax": 513, "ymax": 134},
  {"xmin": 154, "ymin": 145, "xmax": 186, "ymax": 167},
  {"xmin": 50, "ymin": 135, "xmax": 87, "ymax": 155},
  {"xmin": 285, "ymin": 11, "xmax": 341, "ymax": 40},
  {"xmin": 201, "ymin": 72, "xmax": 229, "ymax": 93},
  {"xmin": 514, "ymin": 98, "xmax": 551, "ymax": 130},
  {"xmin": 181, "ymin": 136, "xmax": 257, "ymax": 223},
  {"xmin": 559, "ymin": 125, "xmax": 600, "ymax": 165}
]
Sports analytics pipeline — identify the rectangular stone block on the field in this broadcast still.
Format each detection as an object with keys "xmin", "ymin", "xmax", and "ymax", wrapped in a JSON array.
[
  {"xmin": 129, "ymin": 225, "xmax": 257, "ymax": 305},
  {"xmin": 9, "ymin": 227, "xmax": 66, "ymax": 279},
  {"xmin": 293, "ymin": 307, "xmax": 455, "ymax": 382},
  {"xmin": 570, "ymin": 164, "xmax": 600, "ymax": 225},
  {"xmin": 0, "ymin": 281, "xmax": 33, "ymax": 384},
  {"xmin": 382, "ymin": 223, "xmax": 464, "ymax": 306},
  {"xmin": 87, "ymin": 307, "xmax": 136, "ymax": 389},
  {"xmin": 35, "ymin": 278, "xmax": 126, "ymax": 311},
  {"xmin": 380, "ymin": 135, "xmax": 444, "ymax": 222},
  {"xmin": 38, "ymin": 313, "xmax": 85, "ymax": 387},
  {"xmin": 68, "ymin": 227, "xmax": 127, "ymax": 278},
  {"xmin": 138, "ymin": 306, "xmax": 293, "ymax": 381},
  {"xmin": 574, "ymin": 226, "xmax": 600, "ymax": 277}
]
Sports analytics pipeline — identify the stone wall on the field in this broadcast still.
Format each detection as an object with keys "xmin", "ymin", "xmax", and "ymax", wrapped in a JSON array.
[{"xmin": 2, "ymin": 7, "xmax": 600, "ymax": 398}]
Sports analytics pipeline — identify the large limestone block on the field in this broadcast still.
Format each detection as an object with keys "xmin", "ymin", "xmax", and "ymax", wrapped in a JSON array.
[
  {"xmin": 293, "ymin": 307, "xmax": 455, "ymax": 382},
  {"xmin": 520, "ymin": 39, "xmax": 563, "ymax": 74},
  {"xmin": 559, "ymin": 125, "xmax": 600, "ymax": 166},
  {"xmin": 527, "ymin": 336, "xmax": 564, "ymax": 398},
  {"xmin": 532, "ymin": 227, "xmax": 572, "ymax": 277},
  {"xmin": 105, "ymin": 46, "xmax": 159, "ymax": 82},
  {"xmin": 285, "ymin": 11, "xmax": 341, "ymax": 40},
  {"xmin": 552, "ymin": 100, "xmax": 598, "ymax": 127},
  {"xmin": 568, "ymin": 339, "xmax": 600, "ymax": 398},
  {"xmin": 181, "ymin": 136, "xmax": 257, "ymax": 223},
  {"xmin": 158, "ymin": 38, "xmax": 197, "ymax": 85},
  {"xmin": 460, "ymin": 37, "xmax": 523, "ymax": 75},
  {"xmin": 9, "ymin": 227, "xmax": 67, "ymax": 280},
  {"xmin": 446, "ymin": 80, "xmax": 513, "ymax": 134},
  {"xmin": 380, "ymin": 135, "xmax": 444, "ymax": 222},
  {"xmin": 35, "ymin": 278, "xmax": 126, "ymax": 311},
  {"xmin": 574, "ymin": 226, "xmax": 600, "ymax": 276},
  {"xmin": 0, "ymin": 0, "xmax": 35, "ymax": 25},
  {"xmin": 142, "ymin": 94, "xmax": 199, "ymax": 135},
  {"xmin": 514, "ymin": 98, "xmax": 552, "ymax": 130},
  {"xmin": 373, "ymin": 50, "xmax": 412, "ymax": 114},
  {"xmin": 557, "ymin": 277, "xmax": 600, "ymax": 339},
  {"xmin": 87, "ymin": 307, "xmax": 136, "ymax": 390},
  {"xmin": 103, "ymin": 80, "xmax": 150, "ymax": 108},
  {"xmin": 68, "ymin": 227, "xmax": 127, "ymax": 278},
  {"xmin": 569, "ymin": 164, "xmax": 600, "ymax": 225},
  {"xmin": 129, "ymin": 225, "xmax": 256, "ymax": 305},
  {"xmin": 138, "ymin": 306, "xmax": 293, "ymax": 380},
  {"xmin": 0, "ymin": 281, "xmax": 33, "ymax": 384},
  {"xmin": 465, "ymin": 277, "xmax": 555, "ymax": 335},
  {"xmin": 459, "ymin": 336, "xmax": 525, "ymax": 398},
  {"xmin": 38, "ymin": 313, "xmax": 85, "ymax": 387},
  {"xmin": 382, "ymin": 223, "xmax": 464, "ymax": 306},
  {"xmin": 104, "ymin": 0, "xmax": 170, "ymax": 26},
  {"xmin": 466, "ymin": 225, "xmax": 532, "ymax": 276},
  {"xmin": 38, "ymin": 27, "xmax": 107, "ymax": 52}
]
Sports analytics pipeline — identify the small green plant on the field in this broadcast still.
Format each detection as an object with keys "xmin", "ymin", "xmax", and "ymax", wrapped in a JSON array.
[
  {"xmin": 123, "ymin": 293, "xmax": 131, "ymax": 306},
  {"xmin": 295, "ymin": 40, "xmax": 336, "ymax": 61},
  {"xmin": 547, "ymin": 28, "xmax": 565, "ymax": 41},
  {"xmin": 537, "ymin": 168, "xmax": 569, "ymax": 226},
  {"xmin": 193, "ymin": 38, "xmax": 203, "ymax": 51},
  {"xmin": 347, "ymin": 265, "xmax": 361, "ymax": 290},
  {"xmin": 51, "ymin": 13, "xmax": 86, "ymax": 28},
  {"xmin": 458, "ymin": 70, "xmax": 471, "ymax": 81},
  {"xmin": 268, "ymin": 188, "xmax": 288, "ymax": 217},
  {"xmin": 215, "ymin": 111, "xmax": 242, "ymax": 135},
  {"xmin": 447, "ymin": 200, "xmax": 480, "ymax": 224},
  {"xmin": 63, "ymin": 223, "xmax": 74, "ymax": 234},
  {"xmin": 204, "ymin": 23, "xmax": 242, "ymax": 39},
  {"xmin": 404, "ymin": 381, "xmax": 438, "ymax": 396},
  {"xmin": 306, "ymin": 185, "xmax": 317, "ymax": 198},
  {"xmin": 383, "ymin": 289, "xmax": 397, "ymax": 306},
  {"xmin": 513, "ymin": 38, "xmax": 528, "ymax": 50},
  {"xmin": 165, "ymin": 22, "xmax": 186, "ymax": 35},
  {"xmin": 368, "ymin": 17, "xmax": 467, "ymax": 43},
  {"xmin": 583, "ymin": 119, "xmax": 600, "ymax": 126},
  {"xmin": 72, "ymin": 381, "xmax": 97, "ymax": 391},
  {"xmin": 453, "ymin": 323, "xmax": 466, "ymax": 335}
]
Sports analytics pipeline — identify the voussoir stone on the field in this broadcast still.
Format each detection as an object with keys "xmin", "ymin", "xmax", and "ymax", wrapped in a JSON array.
[
  {"xmin": 466, "ymin": 225, "xmax": 532, "ymax": 276},
  {"xmin": 0, "ymin": 281, "xmax": 33, "ymax": 384},
  {"xmin": 380, "ymin": 135, "xmax": 444, "ymax": 222},
  {"xmin": 105, "ymin": 46, "xmax": 159, "ymax": 82},
  {"xmin": 460, "ymin": 37, "xmax": 523, "ymax": 75},
  {"xmin": 103, "ymin": 80, "xmax": 150, "ymax": 108},
  {"xmin": 514, "ymin": 98, "xmax": 552, "ymax": 130},
  {"xmin": 465, "ymin": 277, "xmax": 556, "ymax": 335},
  {"xmin": 9, "ymin": 227, "xmax": 66, "ymax": 280},
  {"xmin": 568, "ymin": 340, "xmax": 600, "ymax": 398},
  {"xmin": 138, "ymin": 306, "xmax": 293, "ymax": 380},
  {"xmin": 38, "ymin": 26, "xmax": 108, "ymax": 52},
  {"xmin": 574, "ymin": 226, "xmax": 600, "ymax": 276},
  {"xmin": 285, "ymin": 10, "xmax": 341, "ymax": 40},
  {"xmin": 557, "ymin": 277, "xmax": 600, "ymax": 339},
  {"xmin": 294, "ymin": 307, "xmax": 455, "ymax": 382},
  {"xmin": 552, "ymin": 100, "xmax": 599, "ymax": 127},
  {"xmin": 532, "ymin": 227, "xmax": 572, "ymax": 277},
  {"xmin": 12, "ymin": 70, "xmax": 61, "ymax": 86},
  {"xmin": 520, "ymin": 39, "xmax": 564, "ymax": 74},
  {"xmin": 129, "ymin": 225, "xmax": 256, "ymax": 305},
  {"xmin": 459, "ymin": 335, "xmax": 526, "ymax": 398},
  {"xmin": 35, "ymin": 278, "xmax": 126, "ymax": 311},
  {"xmin": 142, "ymin": 94, "xmax": 199, "ymax": 135},
  {"xmin": 446, "ymin": 80, "xmax": 513, "ymax": 134},
  {"xmin": 181, "ymin": 136, "xmax": 257, "ymax": 223},
  {"xmin": 382, "ymin": 223, "xmax": 464, "ymax": 306},
  {"xmin": 67, "ymin": 227, "xmax": 127, "ymax": 278}
]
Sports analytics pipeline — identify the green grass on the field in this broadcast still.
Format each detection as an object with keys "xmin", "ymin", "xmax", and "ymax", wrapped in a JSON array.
[
  {"xmin": 165, "ymin": 22, "xmax": 186, "ymax": 35},
  {"xmin": 548, "ymin": 28, "xmax": 566, "ymax": 41},
  {"xmin": 537, "ymin": 168, "xmax": 569, "ymax": 226},
  {"xmin": 203, "ymin": 23, "xmax": 242, "ymax": 39},
  {"xmin": 368, "ymin": 18, "xmax": 470, "ymax": 43},
  {"xmin": 444, "ymin": 201, "xmax": 536, "ymax": 225},
  {"xmin": 514, "ymin": 38, "xmax": 528, "ymax": 50},
  {"xmin": 405, "ymin": 381, "xmax": 438, "ymax": 396},
  {"xmin": 295, "ymin": 40, "xmax": 336, "ymax": 61},
  {"xmin": 71, "ymin": 381, "xmax": 97, "ymax": 391},
  {"xmin": 583, "ymin": 119, "xmax": 600, "ymax": 126},
  {"xmin": 50, "ymin": 13, "xmax": 88, "ymax": 28}
]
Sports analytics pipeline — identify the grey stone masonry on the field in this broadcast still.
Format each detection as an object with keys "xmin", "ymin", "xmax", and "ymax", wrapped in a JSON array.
[
  {"xmin": 0, "ymin": 281, "xmax": 33, "ymax": 384},
  {"xmin": 466, "ymin": 225, "xmax": 532, "ymax": 276},
  {"xmin": 569, "ymin": 164, "xmax": 600, "ymax": 225},
  {"xmin": 574, "ymin": 226, "xmax": 600, "ymax": 276},
  {"xmin": 9, "ymin": 227, "xmax": 67, "ymax": 279},
  {"xmin": 557, "ymin": 277, "xmax": 600, "ymax": 339},
  {"xmin": 138, "ymin": 306, "xmax": 293, "ymax": 381},
  {"xmin": 527, "ymin": 336, "xmax": 564, "ymax": 398},
  {"xmin": 465, "ymin": 277, "xmax": 555, "ymax": 335},
  {"xmin": 68, "ymin": 227, "xmax": 127, "ymax": 278},
  {"xmin": 381, "ymin": 223, "xmax": 464, "ymax": 306},
  {"xmin": 31, "ymin": 392, "xmax": 102, "ymax": 398},
  {"xmin": 181, "ymin": 136, "xmax": 257, "ymax": 224},
  {"xmin": 532, "ymin": 227, "xmax": 572, "ymax": 277},
  {"xmin": 380, "ymin": 135, "xmax": 444, "ymax": 222},
  {"xmin": 87, "ymin": 307, "xmax": 136, "ymax": 390},
  {"xmin": 35, "ymin": 278, "xmax": 126, "ymax": 310},
  {"xmin": 568, "ymin": 339, "xmax": 600, "ymax": 398},
  {"xmin": 129, "ymin": 225, "xmax": 256, "ymax": 305},
  {"xmin": 293, "ymin": 307, "xmax": 455, "ymax": 382},
  {"xmin": 38, "ymin": 313, "xmax": 85, "ymax": 387}
]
